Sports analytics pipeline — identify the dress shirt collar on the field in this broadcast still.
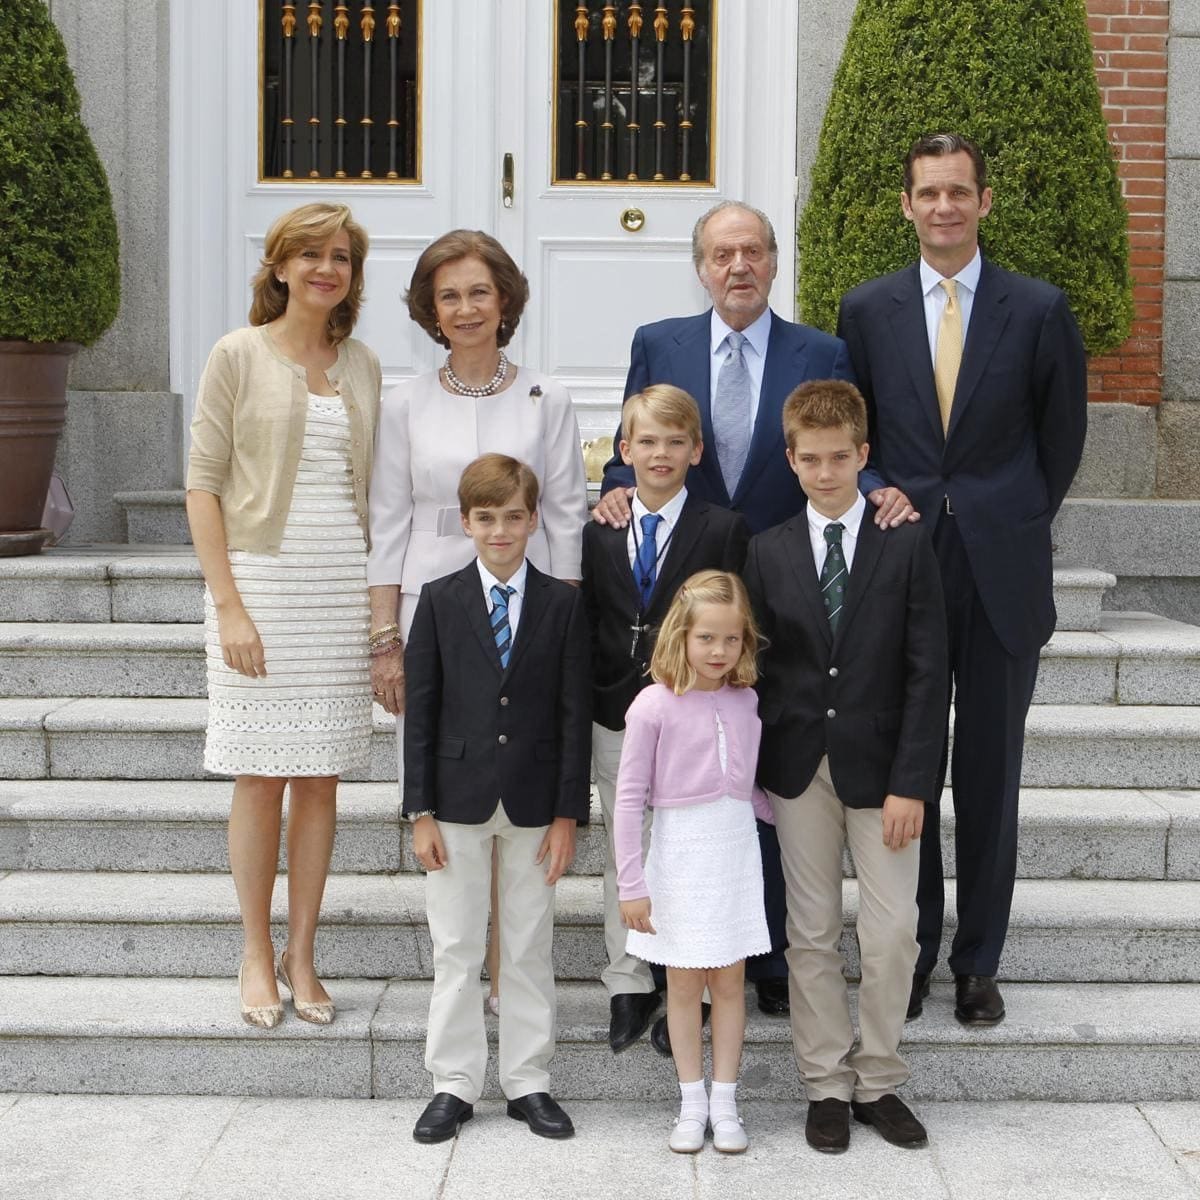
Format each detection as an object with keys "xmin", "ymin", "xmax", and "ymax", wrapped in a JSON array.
[
  {"xmin": 710, "ymin": 306, "xmax": 772, "ymax": 361},
  {"xmin": 807, "ymin": 492, "xmax": 866, "ymax": 546},
  {"xmin": 920, "ymin": 248, "xmax": 982, "ymax": 297},
  {"xmin": 476, "ymin": 556, "xmax": 528, "ymax": 602},
  {"xmin": 631, "ymin": 485, "xmax": 688, "ymax": 532}
]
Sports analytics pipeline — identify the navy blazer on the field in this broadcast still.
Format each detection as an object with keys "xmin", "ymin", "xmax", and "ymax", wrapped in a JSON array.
[
  {"xmin": 837, "ymin": 259, "xmax": 1087, "ymax": 658},
  {"xmin": 582, "ymin": 494, "xmax": 749, "ymax": 731},
  {"xmin": 745, "ymin": 515, "xmax": 948, "ymax": 808},
  {"xmin": 601, "ymin": 309, "xmax": 875, "ymax": 535},
  {"xmin": 403, "ymin": 561, "xmax": 592, "ymax": 827}
]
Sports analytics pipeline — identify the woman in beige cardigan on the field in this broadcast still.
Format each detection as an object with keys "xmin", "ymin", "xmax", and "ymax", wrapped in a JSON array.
[{"xmin": 186, "ymin": 203, "xmax": 381, "ymax": 1028}]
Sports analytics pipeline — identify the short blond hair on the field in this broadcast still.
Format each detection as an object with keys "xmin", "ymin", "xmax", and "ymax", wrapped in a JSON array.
[
  {"xmin": 457, "ymin": 453, "xmax": 539, "ymax": 515},
  {"xmin": 621, "ymin": 383, "xmax": 702, "ymax": 446},
  {"xmin": 782, "ymin": 379, "xmax": 868, "ymax": 451},
  {"xmin": 249, "ymin": 203, "xmax": 368, "ymax": 344},
  {"xmin": 651, "ymin": 570, "xmax": 760, "ymax": 695}
]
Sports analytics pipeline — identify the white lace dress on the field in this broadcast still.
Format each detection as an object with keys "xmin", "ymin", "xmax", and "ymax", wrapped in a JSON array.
[
  {"xmin": 203, "ymin": 393, "xmax": 372, "ymax": 777},
  {"xmin": 625, "ymin": 713, "xmax": 772, "ymax": 969}
]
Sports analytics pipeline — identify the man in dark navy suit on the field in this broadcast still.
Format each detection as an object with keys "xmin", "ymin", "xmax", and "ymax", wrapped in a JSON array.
[
  {"xmin": 837, "ymin": 134, "xmax": 1088, "ymax": 1026},
  {"xmin": 594, "ymin": 200, "xmax": 917, "ymax": 1031}
]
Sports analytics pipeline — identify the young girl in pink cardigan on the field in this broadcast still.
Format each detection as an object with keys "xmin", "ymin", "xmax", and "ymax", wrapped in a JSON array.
[{"xmin": 614, "ymin": 570, "xmax": 773, "ymax": 1155}]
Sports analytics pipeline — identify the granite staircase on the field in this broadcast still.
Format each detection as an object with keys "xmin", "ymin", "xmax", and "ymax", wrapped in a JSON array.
[{"xmin": 1, "ymin": 548, "xmax": 1198, "ymax": 1101}]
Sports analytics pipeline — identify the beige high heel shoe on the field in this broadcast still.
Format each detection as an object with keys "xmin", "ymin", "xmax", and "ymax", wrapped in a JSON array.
[
  {"xmin": 238, "ymin": 961, "xmax": 283, "ymax": 1029},
  {"xmin": 276, "ymin": 950, "xmax": 335, "ymax": 1025}
]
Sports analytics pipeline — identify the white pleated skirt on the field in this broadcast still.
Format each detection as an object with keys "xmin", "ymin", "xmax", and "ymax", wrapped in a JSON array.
[
  {"xmin": 203, "ymin": 396, "xmax": 372, "ymax": 778},
  {"xmin": 625, "ymin": 795, "xmax": 771, "ymax": 970}
]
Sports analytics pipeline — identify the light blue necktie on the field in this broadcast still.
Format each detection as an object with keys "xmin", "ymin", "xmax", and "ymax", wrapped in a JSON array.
[
  {"xmin": 489, "ymin": 584, "xmax": 515, "ymax": 668},
  {"xmin": 635, "ymin": 512, "xmax": 662, "ymax": 609},
  {"xmin": 712, "ymin": 330, "xmax": 751, "ymax": 497}
]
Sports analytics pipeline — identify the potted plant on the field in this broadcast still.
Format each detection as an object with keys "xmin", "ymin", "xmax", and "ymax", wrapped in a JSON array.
[{"xmin": 0, "ymin": 0, "xmax": 120, "ymax": 555}]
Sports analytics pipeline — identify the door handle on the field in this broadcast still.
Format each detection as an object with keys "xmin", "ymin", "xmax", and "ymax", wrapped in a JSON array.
[{"xmin": 502, "ymin": 153, "xmax": 515, "ymax": 208}]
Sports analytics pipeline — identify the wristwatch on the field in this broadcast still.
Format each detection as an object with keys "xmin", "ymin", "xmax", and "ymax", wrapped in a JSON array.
[{"xmin": 405, "ymin": 810, "xmax": 434, "ymax": 823}]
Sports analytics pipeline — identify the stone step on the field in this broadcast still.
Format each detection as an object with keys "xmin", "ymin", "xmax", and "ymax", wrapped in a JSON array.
[
  {"xmin": 1, "ymin": 610, "xmax": 1193, "ymax": 703},
  {"xmin": 1036, "ymin": 612, "xmax": 1200, "ymax": 705},
  {"xmin": 5, "ymin": 699, "xmax": 1199, "ymax": 786},
  {"xmin": 0, "ymin": 551, "xmax": 1111, "ymax": 630},
  {"xmin": 1051, "ymin": 562, "xmax": 1117, "ymax": 632},
  {"xmin": 114, "ymin": 491, "xmax": 191, "ymax": 545},
  {"xmin": 3, "ymin": 872, "xmax": 1197, "ymax": 983},
  {"xmin": 0, "ymin": 547, "xmax": 202, "ymax": 624},
  {"xmin": 1, "ymin": 976, "xmax": 1196, "ymax": 1101},
  {"xmin": 1020, "ymin": 705, "xmax": 1200, "ymax": 788},
  {"xmin": 0, "ymin": 623, "xmax": 205, "ymax": 698},
  {"xmin": 2, "ymin": 781, "xmax": 1197, "ymax": 881}
]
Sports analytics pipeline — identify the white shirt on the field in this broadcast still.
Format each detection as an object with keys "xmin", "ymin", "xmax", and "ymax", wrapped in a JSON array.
[
  {"xmin": 476, "ymin": 557, "xmax": 528, "ymax": 641},
  {"xmin": 807, "ymin": 492, "xmax": 866, "ymax": 578},
  {"xmin": 626, "ymin": 486, "xmax": 688, "ymax": 569},
  {"xmin": 919, "ymin": 249, "xmax": 982, "ymax": 366},
  {"xmin": 710, "ymin": 306, "xmax": 771, "ymax": 429}
]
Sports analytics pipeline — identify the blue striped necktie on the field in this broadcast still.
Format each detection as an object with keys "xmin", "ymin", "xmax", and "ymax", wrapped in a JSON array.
[
  {"xmin": 489, "ymin": 584, "xmax": 516, "ymax": 667},
  {"xmin": 820, "ymin": 523, "xmax": 847, "ymax": 634}
]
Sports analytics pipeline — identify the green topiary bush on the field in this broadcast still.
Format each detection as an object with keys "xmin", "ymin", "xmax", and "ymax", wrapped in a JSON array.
[
  {"xmin": 798, "ymin": 0, "xmax": 1133, "ymax": 355},
  {"xmin": 0, "ymin": 0, "xmax": 119, "ymax": 345}
]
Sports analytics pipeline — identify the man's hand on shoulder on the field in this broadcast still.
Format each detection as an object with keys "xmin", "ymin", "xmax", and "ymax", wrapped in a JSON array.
[
  {"xmin": 591, "ymin": 486, "xmax": 634, "ymax": 528},
  {"xmin": 868, "ymin": 487, "xmax": 920, "ymax": 528}
]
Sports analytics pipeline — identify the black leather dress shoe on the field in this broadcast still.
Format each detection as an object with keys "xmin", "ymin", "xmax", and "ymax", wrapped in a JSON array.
[
  {"xmin": 507, "ymin": 1092, "xmax": 575, "ymax": 1139},
  {"xmin": 954, "ymin": 974, "xmax": 1005, "ymax": 1025},
  {"xmin": 851, "ymin": 1094, "xmax": 928, "ymax": 1147},
  {"xmin": 413, "ymin": 1092, "xmax": 473, "ymax": 1143},
  {"xmin": 805, "ymin": 1098, "xmax": 850, "ymax": 1153},
  {"xmin": 906, "ymin": 971, "xmax": 931, "ymax": 1021},
  {"xmin": 755, "ymin": 978, "xmax": 790, "ymax": 1015},
  {"xmin": 608, "ymin": 991, "xmax": 661, "ymax": 1053},
  {"xmin": 650, "ymin": 1002, "xmax": 711, "ymax": 1056}
]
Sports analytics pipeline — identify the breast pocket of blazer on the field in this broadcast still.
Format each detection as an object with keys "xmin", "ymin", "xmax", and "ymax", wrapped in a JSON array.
[{"xmin": 436, "ymin": 736, "xmax": 466, "ymax": 759}]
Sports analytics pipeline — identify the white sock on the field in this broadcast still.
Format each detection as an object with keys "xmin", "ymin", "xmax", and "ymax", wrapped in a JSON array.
[
  {"xmin": 678, "ymin": 1079, "xmax": 708, "ymax": 1125},
  {"xmin": 709, "ymin": 1079, "xmax": 739, "ymax": 1126}
]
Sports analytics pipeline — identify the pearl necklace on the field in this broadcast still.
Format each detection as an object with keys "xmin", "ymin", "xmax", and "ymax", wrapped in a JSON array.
[{"xmin": 443, "ymin": 351, "xmax": 509, "ymax": 397}]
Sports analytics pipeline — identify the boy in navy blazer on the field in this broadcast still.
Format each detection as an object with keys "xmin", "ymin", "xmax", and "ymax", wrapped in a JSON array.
[
  {"xmin": 404, "ymin": 454, "xmax": 591, "ymax": 1144},
  {"xmin": 582, "ymin": 384, "xmax": 749, "ymax": 1054},
  {"xmin": 744, "ymin": 381, "xmax": 947, "ymax": 1154}
]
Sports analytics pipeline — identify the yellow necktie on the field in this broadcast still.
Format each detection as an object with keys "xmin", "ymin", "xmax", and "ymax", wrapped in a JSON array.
[{"xmin": 934, "ymin": 279, "xmax": 962, "ymax": 434}]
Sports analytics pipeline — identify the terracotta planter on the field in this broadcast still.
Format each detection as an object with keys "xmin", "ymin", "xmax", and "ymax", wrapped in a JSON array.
[{"xmin": 0, "ymin": 340, "xmax": 78, "ymax": 556}]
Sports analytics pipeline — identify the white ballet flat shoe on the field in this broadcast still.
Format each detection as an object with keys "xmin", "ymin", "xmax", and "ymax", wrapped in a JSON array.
[
  {"xmin": 669, "ymin": 1116, "xmax": 707, "ymax": 1153},
  {"xmin": 711, "ymin": 1114, "xmax": 748, "ymax": 1154}
]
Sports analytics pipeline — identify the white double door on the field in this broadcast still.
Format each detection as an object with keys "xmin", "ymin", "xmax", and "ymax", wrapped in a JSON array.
[{"xmin": 170, "ymin": 1, "xmax": 799, "ymax": 437}]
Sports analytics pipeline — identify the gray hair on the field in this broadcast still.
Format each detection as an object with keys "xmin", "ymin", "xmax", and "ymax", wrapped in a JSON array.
[{"xmin": 691, "ymin": 201, "xmax": 778, "ymax": 270}]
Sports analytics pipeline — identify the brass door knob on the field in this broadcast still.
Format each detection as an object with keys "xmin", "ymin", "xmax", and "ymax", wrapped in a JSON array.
[{"xmin": 620, "ymin": 207, "xmax": 646, "ymax": 232}]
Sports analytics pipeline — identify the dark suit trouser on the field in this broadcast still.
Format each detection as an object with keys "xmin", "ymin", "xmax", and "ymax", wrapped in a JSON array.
[{"xmin": 916, "ymin": 514, "xmax": 1040, "ymax": 978}]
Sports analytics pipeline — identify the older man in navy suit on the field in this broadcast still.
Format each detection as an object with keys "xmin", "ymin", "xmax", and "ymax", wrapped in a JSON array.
[
  {"xmin": 594, "ymin": 201, "xmax": 916, "ymax": 1034},
  {"xmin": 837, "ymin": 134, "xmax": 1088, "ymax": 1027}
]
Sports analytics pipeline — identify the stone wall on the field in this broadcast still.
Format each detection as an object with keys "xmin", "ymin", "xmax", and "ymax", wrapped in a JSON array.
[
  {"xmin": 1162, "ymin": 1, "xmax": 1200, "ymax": 496},
  {"xmin": 47, "ymin": 0, "xmax": 177, "ymax": 541}
]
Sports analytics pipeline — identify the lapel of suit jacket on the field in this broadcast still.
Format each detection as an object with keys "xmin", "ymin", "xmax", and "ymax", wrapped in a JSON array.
[
  {"xmin": 732, "ymin": 310, "xmax": 796, "ymax": 505},
  {"xmin": 831, "ymin": 514, "xmax": 884, "ymax": 653},
  {"xmin": 504, "ymin": 562, "xmax": 550, "ymax": 677},
  {"xmin": 646, "ymin": 494, "xmax": 705, "ymax": 618},
  {"xmin": 672, "ymin": 311, "xmax": 730, "ymax": 505},
  {"xmin": 454, "ymin": 564, "xmax": 504, "ymax": 676},
  {"xmin": 599, "ymin": 519, "xmax": 640, "ymax": 608},
  {"xmin": 946, "ymin": 257, "xmax": 1011, "ymax": 443},
  {"xmin": 888, "ymin": 263, "xmax": 944, "ymax": 446},
  {"xmin": 782, "ymin": 518, "xmax": 832, "ymax": 649}
]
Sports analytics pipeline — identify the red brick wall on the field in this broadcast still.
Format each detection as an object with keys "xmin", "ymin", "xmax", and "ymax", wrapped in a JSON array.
[{"xmin": 1087, "ymin": 0, "xmax": 1168, "ymax": 405}]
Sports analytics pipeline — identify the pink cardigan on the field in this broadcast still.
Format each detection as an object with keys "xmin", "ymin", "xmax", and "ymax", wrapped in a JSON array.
[{"xmin": 613, "ymin": 683, "xmax": 774, "ymax": 901}]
